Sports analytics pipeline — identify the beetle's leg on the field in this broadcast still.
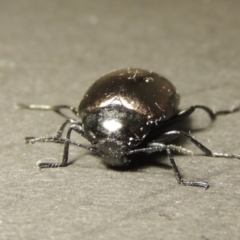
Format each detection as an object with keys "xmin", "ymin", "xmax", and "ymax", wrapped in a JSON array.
[
  {"xmin": 55, "ymin": 119, "xmax": 75, "ymax": 138},
  {"xmin": 176, "ymin": 105, "xmax": 216, "ymax": 120},
  {"xmin": 177, "ymin": 105, "xmax": 240, "ymax": 120},
  {"xmin": 24, "ymin": 119, "xmax": 83, "ymax": 142},
  {"xmin": 25, "ymin": 122, "xmax": 91, "ymax": 168},
  {"xmin": 215, "ymin": 106, "xmax": 240, "ymax": 116},
  {"xmin": 165, "ymin": 147, "xmax": 209, "ymax": 188},
  {"xmin": 154, "ymin": 105, "xmax": 240, "ymax": 126},
  {"xmin": 149, "ymin": 143, "xmax": 193, "ymax": 156},
  {"xmin": 34, "ymin": 136, "xmax": 95, "ymax": 168},
  {"xmin": 26, "ymin": 136, "xmax": 95, "ymax": 151},
  {"xmin": 17, "ymin": 103, "xmax": 78, "ymax": 118},
  {"xmin": 55, "ymin": 119, "xmax": 83, "ymax": 138},
  {"xmin": 163, "ymin": 130, "xmax": 240, "ymax": 159},
  {"xmin": 57, "ymin": 124, "xmax": 82, "ymax": 168},
  {"xmin": 127, "ymin": 143, "xmax": 209, "ymax": 188},
  {"xmin": 38, "ymin": 124, "xmax": 88, "ymax": 168},
  {"xmin": 128, "ymin": 143, "xmax": 193, "ymax": 156}
]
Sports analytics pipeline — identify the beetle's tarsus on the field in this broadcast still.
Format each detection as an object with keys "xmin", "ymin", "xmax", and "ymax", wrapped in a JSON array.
[
  {"xmin": 37, "ymin": 162, "xmax": 67, "ymax": 169},
  {"xmin": 179, "ymin": 180, "xmax": 209, "ymax": 189},
  {"xmin": 212, "ymin": 152, "xmax": 240, "ymax": 159}
]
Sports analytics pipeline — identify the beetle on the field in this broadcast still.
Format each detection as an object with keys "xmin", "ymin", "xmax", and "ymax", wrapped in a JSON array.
[{"xmin": 18, "ymin": 68, "xmax": 240, "ymax": 189}]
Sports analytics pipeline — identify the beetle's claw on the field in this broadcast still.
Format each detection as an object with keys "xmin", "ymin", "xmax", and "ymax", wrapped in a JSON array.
[{"xmin": 25, "ymin": 137, "xmax": 36, "ymax": 144}]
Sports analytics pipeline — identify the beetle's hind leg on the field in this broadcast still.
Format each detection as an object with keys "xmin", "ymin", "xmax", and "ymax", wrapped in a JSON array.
[
  {"xmin": 170, "ymin": 104, "xmax": 240, "ymax": 123},
  {"xmin": 17, "ymin": 103, "xmax": 78, "ymax": 118}
]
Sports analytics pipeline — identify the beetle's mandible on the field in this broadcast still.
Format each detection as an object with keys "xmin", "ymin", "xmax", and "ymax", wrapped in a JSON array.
[{"xmin": 18, "ymin": 68, "xmax": 240, "ymax": 189}]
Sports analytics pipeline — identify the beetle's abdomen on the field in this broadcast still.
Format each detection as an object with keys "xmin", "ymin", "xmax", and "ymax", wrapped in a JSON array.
[{"xmin": 79, "ymin": 68, "xmax": 180, "ymax": 121}]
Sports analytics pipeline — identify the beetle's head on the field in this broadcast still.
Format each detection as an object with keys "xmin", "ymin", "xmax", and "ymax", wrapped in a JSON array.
[{"xmin": 96, "ymin": 139, "xmax": 131, "ymax": 167}]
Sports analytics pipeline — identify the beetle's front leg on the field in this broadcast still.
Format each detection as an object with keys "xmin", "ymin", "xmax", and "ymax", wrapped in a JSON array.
[
  {"xmin": 126, "ymin": 143, "xmax": 209, "ymax": 189},
  {"xmin": 24, "ymin": 122, "xmax": 93, "ymax": 169}
]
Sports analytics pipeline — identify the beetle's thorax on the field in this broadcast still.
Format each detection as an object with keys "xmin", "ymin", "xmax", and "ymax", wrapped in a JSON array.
[{"xmin": 81, "ymin": 105, "xmax": 151, "ymax": 146}]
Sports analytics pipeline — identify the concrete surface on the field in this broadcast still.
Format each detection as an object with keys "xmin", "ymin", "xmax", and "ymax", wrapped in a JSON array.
[{"xmin": 1, "ymin": 0, "xmax": 240, "ymax": 239}]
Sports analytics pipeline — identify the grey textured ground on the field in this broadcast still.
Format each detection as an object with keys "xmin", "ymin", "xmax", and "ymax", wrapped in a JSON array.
[{"xmin": 1, "ymin": 0, "xmax": 240, "ymax": 239}]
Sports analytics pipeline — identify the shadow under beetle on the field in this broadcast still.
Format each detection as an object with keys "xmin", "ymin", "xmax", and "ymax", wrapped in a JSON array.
[{"xmin": 18, "ymin": 68, "xmax": 240, "ymax": 189}]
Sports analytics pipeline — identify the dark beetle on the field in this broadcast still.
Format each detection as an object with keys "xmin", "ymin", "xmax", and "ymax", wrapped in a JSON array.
[{"xmin": 18, "ymin": 68, "xmax": 240, "ymax": 189}]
